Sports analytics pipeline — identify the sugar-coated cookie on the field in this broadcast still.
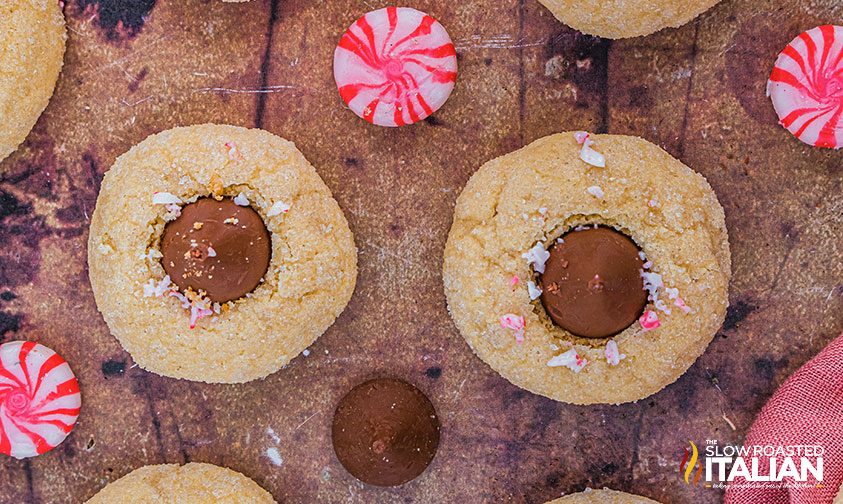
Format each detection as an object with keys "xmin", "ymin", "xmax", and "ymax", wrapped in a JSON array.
[
  {"xmin": 537, "ymin": 0, "xmax": 720, "ymax": 39},
  {"xmin": 546, "ymin": 489, "xmax": 662, "ymax": 504},
  {"xmin": 0, "ymin": 0, "xmax": 66, "ymax": 164},
  {"xmin": 85, "ymin": 463, "xmax": 275, "ymax": 503},
  {"xmin": 88, "ymin": 124, "xmax": 357, "ymax": 383},
  {"xmin": 444, "ymin": 133, "xmax": 730, "ymax": 405},
  {"xmin": 835, "ymin": 482, "xmax": 843, "ymax": 504}
]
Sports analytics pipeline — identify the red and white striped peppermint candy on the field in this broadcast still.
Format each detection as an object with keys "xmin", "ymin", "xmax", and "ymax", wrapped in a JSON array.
[
  {"xmin": 768, "ymin": 25, "xmax": 843, "ymax": 149},
  {"xmin": 333, "ymin": 7, "xmax": 458, "ymax": 127},
  {"xmin": 0, "ymin": 341, "xmax": 81, "ymax": 459}
]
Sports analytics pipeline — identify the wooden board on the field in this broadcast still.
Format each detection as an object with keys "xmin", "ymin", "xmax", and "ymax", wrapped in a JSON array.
[{"xmin": 0, "ymin": 0, "xmax": 841, "ymax": 502}]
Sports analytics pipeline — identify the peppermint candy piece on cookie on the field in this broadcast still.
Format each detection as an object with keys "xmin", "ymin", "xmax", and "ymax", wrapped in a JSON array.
[
  {"xmin": 333, "ymin": 7, "xmax": 458, "ymax": 127},
  {"xmin": 768, "ymin": 25, "xmax": 843, "ymax": 149},
  {"xmin": 0, "ymin": 341, "xmax": 81, "ymax": 459}
]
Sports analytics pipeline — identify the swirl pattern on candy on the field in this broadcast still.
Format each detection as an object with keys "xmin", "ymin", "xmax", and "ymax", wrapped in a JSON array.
[
  {"xmin": 0, "ymin": 341, "xmax": 81, "ymax": 459},
  {"xmin": 768, "ymin": 25, "xmax": 843, "ymax": 149},
  {"xmin": 334, "ymin": 7, "xmax": 458, "ymax": 127}
]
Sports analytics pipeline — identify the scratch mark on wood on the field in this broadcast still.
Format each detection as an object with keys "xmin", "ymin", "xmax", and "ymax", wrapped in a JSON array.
[
  {"xmin": 678, "ymin": 20, "xmax": 701, "ymax": 158},
  {"xmin": 255, "ymin": 0, "xmax": 281, "ymax": 128}
]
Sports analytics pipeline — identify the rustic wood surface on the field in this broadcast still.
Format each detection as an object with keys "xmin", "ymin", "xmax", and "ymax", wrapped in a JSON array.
[{"xmin": 0, "ymin": 0, "xmax": 841, "ymax": 502}]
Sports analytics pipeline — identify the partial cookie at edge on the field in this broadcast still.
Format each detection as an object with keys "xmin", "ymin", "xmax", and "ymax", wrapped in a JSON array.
[
  {"xmin": 0, "ymin": 0, "xmax": 66, "ymax": 164},
  {"xmin": 85, "ymin": 463, "xmax": 276, "ymax": 503},
  {"xmin": 546, "ymin": 488, "xmax": 663, "ymax": 504},
  {"xmin": 536, "ymin": 0, "xmax": 720, "ymax": 38}
]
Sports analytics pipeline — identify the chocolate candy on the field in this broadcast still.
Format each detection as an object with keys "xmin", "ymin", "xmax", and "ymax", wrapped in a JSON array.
[
  {"xmin": 160, "ymin": 197, "xmax": 271, "ymax": 303},
  {"xmin": 332, "ymin": 378, "xmax": 440, "ymax": 487},
  {"xmin": 539, "ymin": 227, "xmax": 647, "ymax": 338}
]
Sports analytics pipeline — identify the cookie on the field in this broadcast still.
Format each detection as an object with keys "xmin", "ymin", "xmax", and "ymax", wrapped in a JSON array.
[
  {"xmin": 85, "ymin": 463, "xmax": 275, "ymax": 503},
  {"xmin": 88, "ymin": 124, "xmax": 357, "ymax": 383},
  {"xmin": 536, "ymin": 0, "xmax": 720, "ymax": 39},
  {"xmin": 443, "ymin": 133, "xmax": 730, "ymax": 405},
  {"xmin": 546, "ymin": 489, "xmax": 662, "ymax": 504},
  {"xmin": 835, "ymin": 483, "xmax": 843, "ymax": 504},
  {"xmin": 0, "ymin": 0, "xmax": 66, "ymax": 164}
]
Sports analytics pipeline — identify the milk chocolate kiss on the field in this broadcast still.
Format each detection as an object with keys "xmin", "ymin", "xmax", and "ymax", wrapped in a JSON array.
[
  {"xmin": 160, "ymin": 197, "xmax": 271, "ymax": 303},
  {"xmin": 539, "ymin": 226, "xmax": 647, "ymax": 338},
  {"xmin": 332, "ymin": 378, "xmax": 440, "ymax": 487}
]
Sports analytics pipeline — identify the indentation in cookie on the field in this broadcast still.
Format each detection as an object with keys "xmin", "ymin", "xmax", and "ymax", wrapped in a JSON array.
[
  {"xmin": 75, "ymin": 0, "xmax": 156, "ymax": 42},
  {"xmin": 538, "ymin": 226, "xmax": 647, "ymax": 339},
  {"xmin": 160, "ymin": 197, "xmax": 272, "ymax": 304}
]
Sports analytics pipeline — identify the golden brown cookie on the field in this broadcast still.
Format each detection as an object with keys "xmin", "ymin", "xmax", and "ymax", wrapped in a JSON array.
[
  {"xmin": 0, "ymin": 0, "xmax": 66, "ymax": 164},
  {"xmin": 835, "ymin": 483, "xmax": 843, "ymax": 504},
  {"xmin": 537, "ymin": 0, "xmax": 720, "ymax": 39},
  {"xmin": 88, "ymin": 124, "xmax": 357, "ymax": 383},
  {"xmin": 546, "ymin": 489, "xmax": 662, "ymax": 504},
  {"xmin": 85, "ymin": 463, "xmax": 275, "ymax": 503},
  {"xmin": 443, "ymin": 133, "xmax": 730, "ymax": 405}
]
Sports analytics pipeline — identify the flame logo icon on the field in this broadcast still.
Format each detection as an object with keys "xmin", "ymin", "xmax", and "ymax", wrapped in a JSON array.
[{"xmin": 679, "ymin": 441, "xmax": 704, "ymax": 485}]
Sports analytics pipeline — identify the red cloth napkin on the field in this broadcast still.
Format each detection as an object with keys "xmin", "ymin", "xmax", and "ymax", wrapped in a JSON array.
[{"xmin": 725, "ymin": 333, "xmax": 843, "ymax": 504}]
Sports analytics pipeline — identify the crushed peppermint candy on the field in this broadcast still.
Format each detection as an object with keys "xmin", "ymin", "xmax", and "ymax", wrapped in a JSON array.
[
  {"xmin": 639, "ymin": 310, "xmax": 661, "ymax": 331},
  {"xmin": 509, "ymin": 275, "xmax": 520, "ymax": 290},
  {"xmin": 527, "ymin": 281, "xmax": 542, "ymax": 300},
  {"xmin": 233, "ymin": 193, "xmax": 250, "ymax": 206},
  {"xmin": 664, "ymin": 287, "xmax": 690, "ymax": 312},
  {"xmin": 547, "ymin": 348, "xmax": 588, "ymax": 373},
  {"xmin": 500, "ymin": 314, "xmax": 526, "ymax": 344},
  {"xmin": 152, "ymin": 192, "xmax": 182, "ymax": 205},
  {"xmin": 144, "ymin": 279, "xmax": 218, "ymax": 329},
  {"xmin": 207, "ymin": 246, "xmax": 217, "ymax": 257},
  {"xmin": 522, "ymin": 242, "xmax": 550, "ymax": 274},
  {"xmin": 573, "ymin": 131, "xmax": 606, "ymax": 168},
  {"xmin": 225, "ymin": 142, "xmax": 242, "ymax": 161},
  {"xmin": 164, "ymin": 204, "xmax": 182, "ymax": 219},
  {"xmin": 641, "ymin": 269, "xmax": 689, "ymax": 314},
  {"xmin": 654, "ymin": 299, "xmax": 671, "ymax": 315},
  {"xmin": 605, "ymin": 340, "xmax": 626, "ymax": 366},
  {"xmin": 143, "ymin": 276, "xmax": 173, "ymax": 298},
  {"xmin": 648, "ymin": 198, "xmax": 660, "ymax": 208},
  {"xmin": 641, "ymin": 271, "xmax": 664, "ymax": 301},
  {"xmin": 169, "ymin": 290, "xmax": 190, "ymax": 308},
  {"xmin": 587, "ymin": 185, "xmax": 604, "ymax": 199},
  {"xmin": 189, "ymin": 303, "xmax": 213, "ymax": 329},
  {"xmin": 267, "ymin": 200, "xmax": 291, "ymax": 217}
]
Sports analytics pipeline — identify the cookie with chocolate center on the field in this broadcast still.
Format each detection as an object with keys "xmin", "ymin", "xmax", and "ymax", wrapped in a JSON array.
[
  {"xmin": 444, "ymin": 132, "xmax": 730, "ymax": 404},
  {"xmin": 88, "ymin": 124, "xmax": 358, "ymax": 383}
]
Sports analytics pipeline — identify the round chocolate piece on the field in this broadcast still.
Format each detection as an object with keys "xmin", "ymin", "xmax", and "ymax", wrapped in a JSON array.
[
  {"xmin": 539, "ymin": 226, "xmax": 647, "ymax": 338},
  {"xmin": 332, "ymin": 378, "xmax": 440, "ymax": 487},
  {"xmin": 160, "ymin": 197, "xmax": 271, "ymax": 303}
]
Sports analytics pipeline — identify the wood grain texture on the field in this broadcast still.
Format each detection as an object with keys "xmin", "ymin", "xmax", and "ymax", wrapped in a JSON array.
[{"xmin": 0, "ymin": 0, "xmax": 840, "ymax": 502}]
